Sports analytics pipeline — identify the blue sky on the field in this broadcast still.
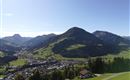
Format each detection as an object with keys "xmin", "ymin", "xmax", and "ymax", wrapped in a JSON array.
[{"xmin": 0, "ymin": 0, "xmax": 129, "ymax": 37}]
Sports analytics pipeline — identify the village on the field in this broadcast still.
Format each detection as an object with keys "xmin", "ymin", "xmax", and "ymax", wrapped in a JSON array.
[{"xmin": 1, "ymin": 55, "xmax": 95, "ymax": 80}]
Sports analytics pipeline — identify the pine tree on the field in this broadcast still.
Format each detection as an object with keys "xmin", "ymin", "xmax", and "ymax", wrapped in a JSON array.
[
  {"xmin": 14, "ymin": 73, "xmax": 25, "ymax": 80},
  {"xmin": 28, "ymin": 69, "xmax": 42, "ymax": 80}
]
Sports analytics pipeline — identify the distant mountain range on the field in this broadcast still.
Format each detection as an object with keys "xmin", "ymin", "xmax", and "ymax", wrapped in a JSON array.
[
  {"xmin": 93, "ymin": 31, "xmax": 130, "ymax": 46},
  {"xmin": 3, "ymin": 34, "xmax": 32, "ymax": 45},
  {"xmin": 38, "ymin": 27, "xmax": 130, "ymax": 57},
  {"xmin": 0, "ymin": 27, "xmax": 130, "ymax": 57},
  {"xmin": 0, "ymin": 39, "xmax": 20, "ymax": 54},
  {"xmin": 21, "ymin": 34, "xmax": 56, "ymax": 50},
  {"xmin": 123, "ymin": 36, "xmax": 130, "ymax": 40},
  {"xmin": 0, "ymin": 34, "xmax": 56, "ymax": 54}
]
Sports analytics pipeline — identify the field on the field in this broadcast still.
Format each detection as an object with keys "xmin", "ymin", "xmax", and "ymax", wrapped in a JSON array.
[
  {"xmin": 61, "ymin": 48, "xmax": 130, "ymax": 62},
  {"xmin": 109, "ymin": 72, "xmax": 130, "ymax": 80},
  {"xmin": 66, "ymin": 44, "xmax": 86, "ymax": 50},
  {"xmin": 73, "ymin": 49, "xmax": 130, "ymax": 80},
  {"xmin": 0, "ymin": 51, "xmax": 5, "ymax": 57},
  {"xmin": 0, "ymin": 67, "xmax": 5, "ymax": 79},
  {"xmin": 74, "ymin": 72, "xmax": 130, "ymax": 80},
  {"xmin": 9, "ymin": 59, "xmax": 27, "ymax": 66},
  {"xmin": 101, "ymin": 49, "xmax": 130, "ymax": 59},
  {"xmin": 0, "ymin": 75, "xmax": 5, "ymax": 78}
]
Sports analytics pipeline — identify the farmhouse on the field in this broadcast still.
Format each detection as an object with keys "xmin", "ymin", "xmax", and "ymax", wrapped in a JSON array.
[{"xmin": 80, "ymin": 69, "xmax": 95, "ymax": 79}]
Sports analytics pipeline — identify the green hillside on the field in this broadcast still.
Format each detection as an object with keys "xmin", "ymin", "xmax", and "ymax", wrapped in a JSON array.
[
  {"xmin": 0, "ymin": 51, "xmax": 5, "ymax": 57},
  {"xmin": 91, "ymin": 48, "xmax": 130, "ymax": 61},
  {"xmin": 28, "ymin": 27, "xmax": 130, "ymax": 58},
  {"xmin": 66, "ymin": 44, "xmax": 86, "ymax": 50},
  {"xmin": 74, "ymin": 72, "xmax": 130, "ymax": 80},
  {"xmin": 32, "ymin": 47, "xmax": 130, "ymax": 61},
  {"xmin": 9, "ymin": 59, "xmax": 27, "ymax": 66}
]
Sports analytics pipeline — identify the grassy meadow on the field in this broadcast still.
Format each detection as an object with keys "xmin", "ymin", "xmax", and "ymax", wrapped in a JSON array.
[
  {"xmin": 9, "ymin": 59, "xmax": 27, "ymax": 66},
  {"xmin": 74, "ymin": 72, "xmax": 130, "ymax": 80}
]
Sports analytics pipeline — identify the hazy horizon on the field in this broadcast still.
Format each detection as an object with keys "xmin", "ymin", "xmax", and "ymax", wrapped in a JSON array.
[{"xmin": 0, "ymin": 0, "xmax": 129, "ymax": 37}]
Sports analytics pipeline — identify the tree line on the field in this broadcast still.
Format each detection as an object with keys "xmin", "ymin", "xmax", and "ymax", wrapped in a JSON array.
[
  {"xmin": 88, "ymin": 57, "xmax": 130, "ymax": 73},
  {"xmin": 14, "ymin": 65, "xmax": 82, "ymax": 80}
]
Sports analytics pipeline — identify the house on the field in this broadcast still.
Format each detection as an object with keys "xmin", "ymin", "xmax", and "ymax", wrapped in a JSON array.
[{"xmin": 79, "ymin": 69, "xmax": 95, "ymax": 79}]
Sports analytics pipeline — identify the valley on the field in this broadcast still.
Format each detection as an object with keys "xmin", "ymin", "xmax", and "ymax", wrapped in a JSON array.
[{"xmin": 0, "ymin": 27, "xmax": 130, "ymax": 80}]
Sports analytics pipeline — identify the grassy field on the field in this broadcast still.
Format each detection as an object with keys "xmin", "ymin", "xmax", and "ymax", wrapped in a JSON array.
[
  {"xmin": 0, "ymin": 75, "xmax": 5, "ymax": 78},
  {"xmin": 9, "ymin": 59, "xmax": 27, "ymax": 66},
  {"xmin": 0, "ymin": 67, "xmax": 5, "ymax": 79},
  {"xmin": 109, "ymin": 72, "xmax": 130, "ymax": 80},
  {"xmin": 66, "ymin": 44, "xmax": 86, "ymax": 50},
  {"xmin": 101, "ymin": 49, "xmax": 130, "ymax": 59},
  {"xmin": 88, "ymin": 48, "xmax": 130, "ymax": 62},
  {"xmin": 0, "ymin": 51, "xmax": 5, "ymax": 57},
  {"xmin": 74, "ymin": 74, "xmax": 112, "ymax": 80},
  {"xmin": 0, "ymin": 67, "xmax": 6, "ymax": 73},
  {"xmin": 74, "ymin": 72, "xmax": 130, "ymax": 80},
  {"xmin": 72, "ymin": 49, "xmax": 130, "ymax": 80},
  {"xmin": 32, "ymin": 47, "xmax": 130, "ymax": 62},
  {"xmin": 61, "ymin": 48, "xmax": 130, "ymax": 62}
]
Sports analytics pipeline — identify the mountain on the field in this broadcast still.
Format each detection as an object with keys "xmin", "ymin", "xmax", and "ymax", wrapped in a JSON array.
[
  {"xmin": 0, "ymin": 39, "xmax": 20, "ymax": 54},
  {"xmin": 93, "ymin": 31, "xmax": 130, "ymax": 46},
  {"xmin": 32, "ymin": 27, "xmax": 115, "ymax": 58},
  {"xmin": 2, "ymin": 34, "xmax": 32, "ymax": 45},
  {"xmin": 21, "ymin": 34, "xmax": 56, "ymax": 50},
  {"xmin": 54, "ymin": 27, "xmax": 104, "ymax": 46},
  {"xmin": 1, "ymin": 27, "xmax": 129, "ymax": 58},
  {"xmin": 123, "ymin": 36, "xmax": 130, "ymax": 40}
]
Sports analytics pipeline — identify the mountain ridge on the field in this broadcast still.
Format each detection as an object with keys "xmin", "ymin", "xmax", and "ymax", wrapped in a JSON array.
[
  {"xmin": 93, "ymin": 30, "xmax": 130, "ymax": 46},
  {"xmin": 21, "ymin": 33, "xmax": 56, "ymax": 50},
  {"xmin": 30, "ymin": 27, "xmax": 129, "ymax": 58},
  {"xmin": 2, "ymin": 34, "xmax": 32, "ymax": 45},
  {"xmin": 1, "ymin": 27, "xmax": 129, "ymax": 58}
]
